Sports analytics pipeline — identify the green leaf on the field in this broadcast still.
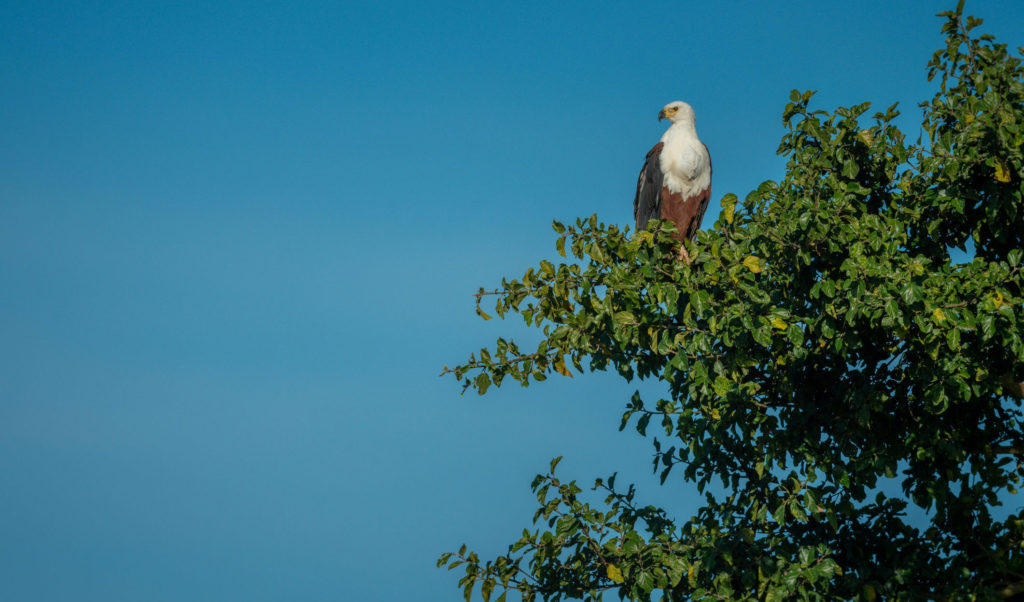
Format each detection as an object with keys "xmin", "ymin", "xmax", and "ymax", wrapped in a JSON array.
[
  {"xmin": 773, "ymin": 502, "xmax": 786, "ymax": 525},
  {"xmin": 613, "ymin": 311, "xmax": 636, "ymax": 326},
  {"xmin": 786, "ymin": 324, "xmax": 804, "ymax": 346},
  {"xmin": 980, "ymin": 314, "xmax": 996, "ymax": 339},
  {"xmin": 946, "ymin": 327, "xmax": 961, "ymax": 350},
  {"xmin": 665, "ymin": 556, "xmax": 686, "ymax": 586},
  {"xmin": 900, "ymin": 283, "xmax": 922, "ymax": 305},
  {"xmin": 636, "ymin": 570, "xmax": 655, "ymax": 592},
  {"xmin": 713, "ymin": 376, "xmax": 732, "ymax": 396},
  {"xmin": 691, "ymin": 290, "xmax": 711, "ymax": 315},
  {"xmin": 842, "ymin": 159, "xmax": 860, "ymax": 179},
  {"xmin": 1009, "ymin": 249, "xmax": 1022, "ymax": 267},
  {"xmin": 636, "ymin": 413, "xmax": 651, "ymax": 435},
  {"xmin": 475, "ymin": 373, "xmax": 491, "ymax": 394},
  {"xmin": 555, "ymin": 515, "xmax": 578, "ymax": 538}
]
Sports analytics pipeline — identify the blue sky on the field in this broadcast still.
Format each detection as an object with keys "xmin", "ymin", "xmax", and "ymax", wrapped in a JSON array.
[{"xmin": 2, "ymin": 1, "xmax": 1023, "ymax": 600}]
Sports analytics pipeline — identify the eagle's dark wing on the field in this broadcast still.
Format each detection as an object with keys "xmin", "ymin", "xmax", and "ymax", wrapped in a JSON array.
[{"xmin": 633, "ymin": 142, "xmax": 664, "ymax": 231}]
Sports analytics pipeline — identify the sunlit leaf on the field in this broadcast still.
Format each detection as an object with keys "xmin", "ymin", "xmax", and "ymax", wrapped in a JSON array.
[
  {"xmin": 552, "ymin": 354, "xmax": 573, "ymax": 378},
  {"xmin": 995, "ymin": 160, "xmax": 1012, "ymax": 182}
]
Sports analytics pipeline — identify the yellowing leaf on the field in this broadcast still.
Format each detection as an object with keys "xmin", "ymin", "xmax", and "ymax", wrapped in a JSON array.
[
  {"xmin": 863, "ymin": 584, "xmax": 878, "ymax": 601},
  {"xmin": 552, "ymin": 354, "xmax": 573, "ymax": 378},
  {"xmin": 858, "ymin": 129, "xmax": 874, "ymax": 146},
  {"xmin": 932, "ymin": 308, "xmax": 946, "ymax": 323},
  {"xmin": 771, "ymin": 316, "xmax": 788, "ymax": 330},
  {"xmin": 995, "ymin": 161, "xmax": 1012, "ymax": 183},
  {"xmin": 606, "ymin": 564, "xmax": 624, "ymax": 583},
  {"xmin": 477, "ymin": 308, "xmax": 493, "ymax": 321},
  {"xmin": 720, "ymin": 193, "xmax": 738, "ymax": 225},
  {"xmin": 710, "ymin": 408, "xmax": 721, "ymax": 420},
  {"xmin": 743, "ymin": 255, "xmax": 763, "ymax": 273},
  {"xmin": 987, "ymin": 290, "xmax": 1007, "ymax": 308}
]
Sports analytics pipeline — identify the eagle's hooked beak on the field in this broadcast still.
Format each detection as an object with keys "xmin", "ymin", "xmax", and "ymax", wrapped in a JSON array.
[{"xmin": 658, "ymin": 109, "xmax": 666, "ymax": 121}]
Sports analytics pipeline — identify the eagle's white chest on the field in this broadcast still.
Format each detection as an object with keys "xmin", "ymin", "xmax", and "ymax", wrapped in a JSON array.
[{"xmin": 659, "ymin": 125, "xmax": 710, "ymax": 196}]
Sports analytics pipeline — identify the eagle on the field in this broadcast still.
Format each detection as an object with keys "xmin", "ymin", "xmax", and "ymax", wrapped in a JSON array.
[{"xmin": 633, "ymin": 101, "xmax": 712, "ymax": 263}]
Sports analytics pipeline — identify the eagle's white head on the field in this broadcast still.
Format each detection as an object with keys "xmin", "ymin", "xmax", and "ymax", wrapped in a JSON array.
[{"xmin": 658, "ymin": 101, "xmax": 696, "ymax": 126}]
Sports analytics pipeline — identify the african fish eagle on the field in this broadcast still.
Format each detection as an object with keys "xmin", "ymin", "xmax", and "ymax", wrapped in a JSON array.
[{"xmin": 633, "ymin": 101, "xmax": 712, "ymax": 263}]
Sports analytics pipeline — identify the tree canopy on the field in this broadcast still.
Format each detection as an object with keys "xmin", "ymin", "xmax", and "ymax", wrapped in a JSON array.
[{"xmin": 441, "ymin": 5, "xmax": 1024, "ymax": 600}]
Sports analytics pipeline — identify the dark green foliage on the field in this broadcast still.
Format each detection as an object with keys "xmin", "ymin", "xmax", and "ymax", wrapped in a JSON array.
[{"xmin": 441, "ymin": 5, "xmax": 1024, "ymax": 599}]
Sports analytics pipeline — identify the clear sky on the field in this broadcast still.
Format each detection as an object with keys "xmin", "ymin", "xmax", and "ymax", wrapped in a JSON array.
[{"xmin": 2, "ymin": 1, "xmax": 1023, "ymax": 600}]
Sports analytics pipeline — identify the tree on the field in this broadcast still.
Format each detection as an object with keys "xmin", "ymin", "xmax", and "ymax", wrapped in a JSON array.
[{"xmin": 440, "ymin": 4, "xmax": 1024, "ymax": 600}]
